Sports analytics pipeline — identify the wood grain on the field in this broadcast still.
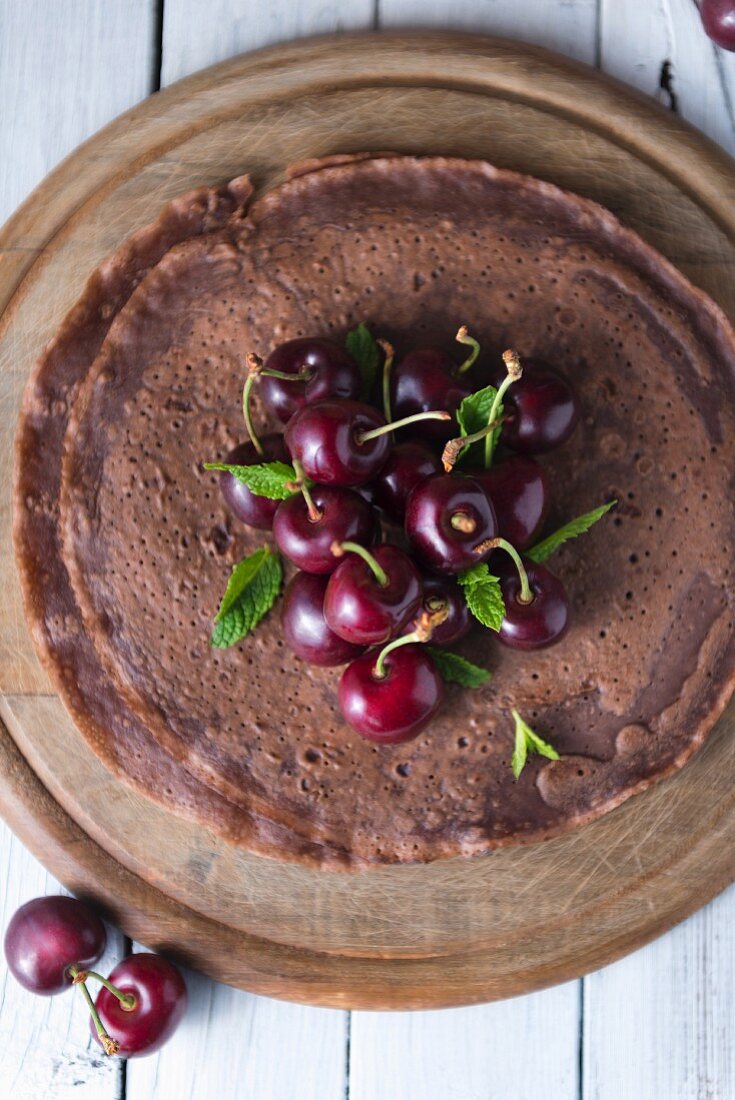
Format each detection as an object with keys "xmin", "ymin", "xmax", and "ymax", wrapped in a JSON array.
[{"xmin": 1, "ymin": 32, "xmax": 735, "ymax": 1010}]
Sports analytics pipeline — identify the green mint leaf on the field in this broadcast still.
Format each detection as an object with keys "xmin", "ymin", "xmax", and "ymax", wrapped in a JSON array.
[
  {"xmin": 511, "ymin": 709, "xmax": 560, "ymax": 779},
  {"xmin": 203, "ymin": 460, "xmax": 298, "ymax": 500},
  {"xmin": 526, "ymin": 500, "xmax": 617, "ymax": 563},
  {"xmin": 457, "ymin": 564, "xmax": 506, "ymax": 631},
  {"xmin": 427, "ymin": 647, "xmax": 491, "ymax": 688},
  {"xmin": 210, "ymin": 546, "xmax": 282, "ymax": 648},
  {"xmin": 345, "ymin": 322, "xmax": 380, "ymax": 398},
  {"xmin": 454, "ymin": 384, "xmax": 501, "ymax": 466}
]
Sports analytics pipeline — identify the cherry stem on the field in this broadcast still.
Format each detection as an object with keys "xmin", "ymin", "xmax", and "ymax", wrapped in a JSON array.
[
  {"xmin": 474, "ymin": 536, "xmax": 533, "ymax": 604},
  {"xmin": 260, "ymin": 367, "xmax": 314, "ymax": 383},
  {"xmin": 357, "ymin": 410, "xmax": 451, "ymax": 444},
  {"xmin": 450, "ymin": 512, "xmax": 477, "ymax": 534},
  {"xmin": 373, "ymin": 608, "xmax": 449, "ymax": 679},
  {"xmin": 68, "ymin": 965, "xmax": 120, "ymax": 1056},
  {"xmin": 241, "ymin": 372, "xmax": 264, "ymax": 457},
  {"xmin": 378, "ymin": 338, "xmax": 394, "ymax": 423},
  {"xmin": 331, "ymin": 540, "xmax": 388, "ymax": 587},
  {"xmin": 485, "ymin": 348, "xmax": 523, "ymax": 468},
  {"xmin": 441, "ymin": 415, "xmax": 505, "ymax": 472},
  {"xmin": 292, "ymin": 459, "xmax": 322, "ymax": 522},
  {"xmin": 83, "ymin": 971, "xmax": 137, "ymax": 1011},
  {"xmin": 456, "ymin": 325, "xmax": 480, "ymax": 374}
]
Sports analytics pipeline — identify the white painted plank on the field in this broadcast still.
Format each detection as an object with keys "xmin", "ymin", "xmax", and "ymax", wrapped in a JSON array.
[
  {"xmin": 0, "ymin": 821, "xmax": 126, "ymax": 1100},
  {"xmin": 378, "ymin": 0, "xmax": 598, "ymax": 63},
  {"xmin": 583, "ymin": 882, "xmax": 735, "ymax": 1100},
  {"xmin": 600, "ymin": 0, "xmax": 735, "ymax": 153},
  {"xmin": 160, "ymin": 0, "xmax": 376, "ymax": 86},
  {"xmin": 0, "ymin": 0, "xmax": 156, "ymax": 225},
  {"xmin": 126, "ymin": 963, "xmax": 347, "ymax": 1099},
  {"xmin": 350, "ymin": 982, "xmax": 580, "ymax": 1100}
]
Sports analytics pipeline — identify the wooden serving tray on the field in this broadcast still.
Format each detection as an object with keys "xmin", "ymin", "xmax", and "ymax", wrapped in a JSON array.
[{"xmin": 1, "ymin": 33, "xmax": 734, "ymax": 1010}]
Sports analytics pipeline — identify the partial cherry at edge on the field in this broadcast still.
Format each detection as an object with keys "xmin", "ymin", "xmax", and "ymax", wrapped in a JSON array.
[
  {"xmin": 282, "ymin": 571, "xmax": 365, "ymax": 666},
  {"xmin": 273, "ymin": 485, "xmax": 376, "ymax": 573},
  {"xmin": 259, "ymin": 337, "xmax": 362, "ymax": 424},
  {"xmin": 218, "ymin": 434, "xmax": 288, "ymax": 530},
  {"xmin": 496, "ymin": 556, "xmax": 569, "ymax": 650},
  {"xmin": 339, "ymin": 645, "xmax": 444, "ymax": 743},
  {"xmin": 468, "ymin": 455, "xmax": 549, "ymax": 550}
]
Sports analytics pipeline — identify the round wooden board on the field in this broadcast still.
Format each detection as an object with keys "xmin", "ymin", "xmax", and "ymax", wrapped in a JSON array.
[{"xmin": 1, "ymin": 32, "xmax": 734, "ymax": 1010}]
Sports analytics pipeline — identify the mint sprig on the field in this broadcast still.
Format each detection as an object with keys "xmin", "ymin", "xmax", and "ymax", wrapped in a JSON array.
[
  {"xmin": 526, "ymin": 500, "xmax": 617, "ymax": 563},
  {"xmin": 511, "ymin": 709, "xmax": 560, "ymax": 780},
  {"xmin": 427, "ymin": 647, "xmax": 491, "ymax": 688},
  {"xmin": 203, "ymin": 460, "xmax": 299, "ymax": 501},
  {"xmin": 345, "ymin": 322, "xmax": 380, "ymax": 399},
  {"xmin": 210, "ymin": 546, "xmax": 282, "ymax": 648},
  {"xmin": 454, "ymin": 384, "xmax": 501, "ymax": 466},
  {"xmin": 457, "ymin": 564, "xmax": 506, "ymax": 631}
]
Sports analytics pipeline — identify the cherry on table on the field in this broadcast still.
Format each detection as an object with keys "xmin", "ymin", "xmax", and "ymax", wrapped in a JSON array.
[
  {"xmin": 700, "ymin": 0, "xmax": 735, "ymax": 49},
  {"xmin": 494, "ymin": 550, "xmax": 570, "ymax": 650},
  {"xmin": 501, "ymin": 360, "xmax": 579, "ymax": 453},
  {"xmin": 285, "ymin": 399, "xmax": 449, "ymax": 487},
  {"xmin": 91, "ymin": 953, "xmax": 187, "ymax": 1058},
  {"xmin": 324, "ymin": 542, "xmax": 422, "ymax": 646},
  {"xmin": 468, "ymin": 455, "xmax": 550, "ymax": 550},
  {"xmin": 390, "ymin": 326, "xmax": 481, "ymax": 444},
  {"xmin": 273, "ymin": 484, "xmax": 376, "ymax": 573},
  {"xmin": 370, "ymin": 440, "xmax": 442, "ymax": 524},
  {"xmin": 259, "ymin": 337, "xmax": 361, "ymax": 424},
  {"xmin": 405, "ymin": 473, "xmax": 497, "ymax": 574},
  {"xmin": 420, "ymin": 575, "xmax": 472, "ymax": 646},
  {"xmin": 217, "ymin": 435, "xmax": 289, "ymax": 530},
  {"xmin": 4, "ymin": 895, "xmax": 106, "ymax": 995},
  {"xmin": 282, "ymin": 571, "xmax": 365, "ymax": 666}
]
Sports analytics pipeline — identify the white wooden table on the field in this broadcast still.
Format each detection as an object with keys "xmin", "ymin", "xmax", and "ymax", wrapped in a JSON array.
[{"xmin": 1, "ymin": 2, "xmax": 734, "ymax": 1097}]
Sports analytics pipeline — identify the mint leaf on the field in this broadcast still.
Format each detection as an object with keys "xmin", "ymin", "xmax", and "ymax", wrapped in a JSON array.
[
  {"xmin": 457, "ymin": 564, "xmax": 506, "ymax": 631},
  {"xmin": 203, "ymin": 460, "xmax": 298, "ymax": 500},
  {"xmin": 427, "ymin": 647, "xmax": 491, "ymax": 688},
  {"xmin": 526, "ymin": 500, "xmax": 617, "ymax": 563},
  {"xmin": 454, "ymin": 384, "xmax": 501, "ymax": 466},
  {"xmin": 210, "ymin": 546, "xmax": 282, "ymax": 648},
  {"xmin": 511, "ymin": 709, "xmax": 560, "ymax": 779},
  {"xmin": 345, "ymin": 322, "xmax": 380, "ymax": 398}
]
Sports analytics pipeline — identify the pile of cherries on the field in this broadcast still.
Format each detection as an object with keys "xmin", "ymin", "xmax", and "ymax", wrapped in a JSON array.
[
  {"xmin": 4, "ymin": 895, "xmax": 186, "ymax": 1057},
  {"xmin": 216, "ymin": 326, "xmax": 579, "ymax": 745}
]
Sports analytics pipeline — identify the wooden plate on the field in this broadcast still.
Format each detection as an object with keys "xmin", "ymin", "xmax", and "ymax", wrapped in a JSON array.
[{"xmin": 1, "ymin": 32, "xmax": 734, "ymax": 1010}]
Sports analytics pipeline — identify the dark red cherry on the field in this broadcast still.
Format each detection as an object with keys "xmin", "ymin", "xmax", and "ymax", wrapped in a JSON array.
[
  {"xmin": 273, "ymin": 486, "xmax": 376, "ymax": 573},
  {"xmin": 700, "ymin": 0, "xmax": 735, "ymax": 49},
  {"xmin": 282, "ymin": 572, "xmax": 365, "ymax": 666},
  {"xmin": 469, "ymin": 456, "xmax": 550, "ymax": 550},
  {"xmin": 217, "ymin": 435, "xmax": 289, "ymax": 530},
  {"xmin": 497, "ymin": 557, "xmax": 569, "ymax": 650},
  {"xmin": 501, "ymin": 361, "xmax": 579, "ymax": 453},
  {"xmin": 391, "ymin": 348, "xmax": 472, "ymax": 444},
  {"xmin": 259, "ymin": 337, "xmax": 361, "ymax": 424},
  {"xmin": 371, "ymin": 441, "xmax": 442, "ymax": 524},
  {"xmin": 405, "ymin": 473, "xmax": 497, "ymax": 575},
  {"xmin": 4, "ymin": 895, "xmax": 106, "ymax": 995},
  {"xmin": 339, "ymin": 645, "xmax": 443, "ymax": 743},
  {"xmin": 324, "ymin": 544, "xmax": 422, "ymax": 646},
  {"xmin": 285, "ymin": 400, "xmax": 390, "ymax": 487},
  {"xmin": 420, "ymin": 576, "xmax": 472, "ymax": 645},
  {"xmin": 92, "ymin": 953, "xmax": 187, "ymax": 1058}
]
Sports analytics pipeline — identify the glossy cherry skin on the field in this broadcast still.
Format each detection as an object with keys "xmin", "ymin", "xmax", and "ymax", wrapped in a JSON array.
[
  {"xmin": 324, "ymin": 545, "xmax": 422, "ymax": 646},
  {"xmin": 339, "ymin": 645, "xmax": 443, "ymax": 743},
  {"xmin": 371, "ymin": 441, "xmax": 442, "ymax": 524},
  {"xmin": 218, "ymin": 434, "xmax": 289, "ymax": 530},
  {"xmin": 405, "ymin": 473, "xmax": 497, "ymax": 575},
  {"xmin": 259, "ymin": 337, "xmax": 361, "ymax": 424},
  {"xmin": 285, "ymin": 400, "xmax": 390, "ymax": 487},
  {"xmin": 282, "ymin": 572, "xmax": 365, "ymax": 666},
  {"xmin": 501, "ymin": 361, "xmax": 579, "ymax": 453},
  {"xmin": 700, "ymin": 0, "xmax": 735, "ymax": 49},
  {"xmin": 420, "ymin": 576, "xmax": 472, "ymax": 646},
  {"xmin": 273, "ymin": 486, "xmax": 376, "ymax": 574},
  {"xmin": 92, "ymin": 953, "xmax": 187, "ymax": 1058},
  {"xmin": 496, "ymin": 557, "xmax": 570, "ymax": 650},
  {"xmin": 391, "ymin": 348, "xmax": 472, "ymax": 444},
  {"xmin": 4, "ymin": 895, "xmax": 106, "ymax": 996},
  {"xmin": 469, "ymin": 456, "xmax": 550, "ymax": 550}
]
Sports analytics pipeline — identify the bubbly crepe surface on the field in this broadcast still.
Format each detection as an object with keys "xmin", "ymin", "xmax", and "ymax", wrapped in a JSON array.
[{"xmin": 15, "ymin": 156, "xmax": 735, "ymax": 866}]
